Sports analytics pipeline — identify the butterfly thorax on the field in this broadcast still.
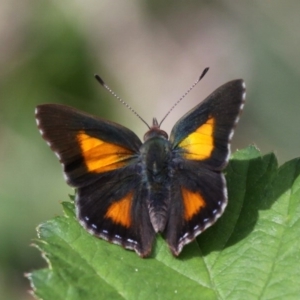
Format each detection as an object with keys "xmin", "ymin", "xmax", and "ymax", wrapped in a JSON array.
[
  {"xmin": 142, "ymin": 118, "xmax": 171, "ymax": 183},
  {"xmin": 140, "ymin": 137, "xmax": 171, "ymax": 182},
  {"xmin": 140, "ymin": 121, "xmax": 173, "ymax": 232}
]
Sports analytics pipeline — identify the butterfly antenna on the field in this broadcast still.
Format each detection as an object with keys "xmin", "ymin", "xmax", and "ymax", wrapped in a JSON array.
[
  {"xmin": 159, "ymin": 67, "xmax": 209, "ymax": 127},
  {"xmin": 95, "ymin": 74, "xmax": 150, "ymax": 129}
]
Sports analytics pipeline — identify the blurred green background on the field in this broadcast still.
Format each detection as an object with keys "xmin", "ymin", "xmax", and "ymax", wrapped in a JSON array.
[{"xmin": 1, "ymin": 1, "xmax": 300, "ymax": 299}]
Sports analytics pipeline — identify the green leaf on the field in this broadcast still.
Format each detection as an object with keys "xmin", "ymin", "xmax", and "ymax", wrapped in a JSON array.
[{"xmin": 28, "ymin": 146, "xmax": 300, "ymax": 299}]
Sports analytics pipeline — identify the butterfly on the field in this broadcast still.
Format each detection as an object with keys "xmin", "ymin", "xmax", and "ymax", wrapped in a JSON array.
[{"xmin": 35, "ymin": 75, "xmax": 245, "ymax": 257}]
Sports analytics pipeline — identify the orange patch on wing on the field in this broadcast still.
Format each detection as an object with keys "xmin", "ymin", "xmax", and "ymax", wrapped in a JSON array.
[
  {"xmin": 77, "ymin": 132, "xmax": 134, "ymax": 173},
  {"xmin": 178, "ymin": 117, "xmax": 215, "ymax": 160},
  {"xmin": 181, "ymin": 187, "xmax": 206, "ymax": 220},
  {"xmin": 105, "ymin": 192, "xmax": 133, "ymax": 227}
]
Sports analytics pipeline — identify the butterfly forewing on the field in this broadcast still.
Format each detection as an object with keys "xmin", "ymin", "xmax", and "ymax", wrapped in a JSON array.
[
  {"xmin": 170, "ymin": 80, "xmax": 246, "ymax": 170},
  {"xmin": 35, "ymin": 104, "xmax": 142, "ymax": 187}
]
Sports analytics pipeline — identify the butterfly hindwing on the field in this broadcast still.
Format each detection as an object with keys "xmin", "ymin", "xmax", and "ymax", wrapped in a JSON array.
[
  {"xmin": 165, "ymin": 164, "xmax": 227, "ymax": 255},
  {"xmin": 76, "ymin": 173, "xmax": 156, "ymax": 257}
]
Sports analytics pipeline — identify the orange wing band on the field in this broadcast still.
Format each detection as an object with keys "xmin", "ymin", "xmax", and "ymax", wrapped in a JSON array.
[
  {"xmin": 178, "ymin": 117, "xmax": 215, "ymax": 160},
  {"xmin": 104, "ymin": 192, "xmax": 133, "ymax": 227},
  {"xmin": 182, "ymin": 187, "xmax": 206, "ymax": 221},
  {"xmin": 77, "ymin": 132, "xmax": 134, "ymax": 173}
]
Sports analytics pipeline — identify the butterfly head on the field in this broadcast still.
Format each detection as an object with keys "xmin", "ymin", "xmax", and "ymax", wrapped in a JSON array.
[{"xmin": 143, "ymin": 118, "xmax": 168, "ymax": 142}]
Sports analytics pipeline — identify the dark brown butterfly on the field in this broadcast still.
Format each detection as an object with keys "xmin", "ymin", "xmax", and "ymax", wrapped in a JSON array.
[{"xmin": 36, "ymin": 78, "xmax": 245, "ymax": 257}]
